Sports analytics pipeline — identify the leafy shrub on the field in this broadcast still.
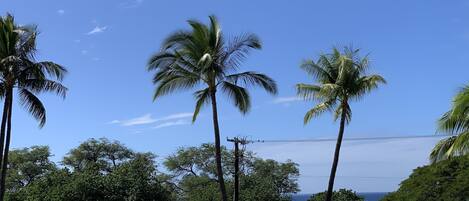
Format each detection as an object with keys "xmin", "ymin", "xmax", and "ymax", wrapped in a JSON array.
[{"xmin": 307, "ymin": 189, "xmax": 364, "ymax": 201}]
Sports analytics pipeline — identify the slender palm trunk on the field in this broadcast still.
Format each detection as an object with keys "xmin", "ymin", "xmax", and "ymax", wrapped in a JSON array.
[
  {"xmin": 0, "ymin": 90, "xmax": 10, "ymax": 171},
  {"xmin": 210, "ymin": 89, "xmax": 228, "ymax": 201},
  {"xmin": 325, "ymin": 108, "xmax": 347, "ymax": 201},
  {"xmin": 0, "ymin": 89, "xmax": 12, "ymax": 201}
]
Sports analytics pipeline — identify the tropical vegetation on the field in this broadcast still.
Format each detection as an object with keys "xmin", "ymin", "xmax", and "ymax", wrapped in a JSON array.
[
  {"xmin": 163, "ymin": 143, "xmax": 299, "ymax": 201},
  {"xmin": 308, "ymin": 189, "xmax": 364, "ymax": 201},
  {"xmin": 147, "ymin": 15, "xmax": 277, "ymax": 201},
  {"xmin": 0, "ymin": 14, "xmax": 67, "ymax": 200},
  {"xmin": 1, "ymin": 10, "xmax": 468, "ymax": 201},
  {"xmin": 430, "ymin": 85, "xmax": 469, "ymax": 163},
  {"xmin": 296, "ymin": 46, "xmax": 385, "ymax": 201},
  {"xmin": 1, "ymin": 138, "xmax": 299, "ymax": 201},
  {"xmin": 382, "ymin": 155, "xmax": 469, "ymax": 201},
  {"xmin": 5, "ymin": 139, "xmax": 172, "ymax": 201}
]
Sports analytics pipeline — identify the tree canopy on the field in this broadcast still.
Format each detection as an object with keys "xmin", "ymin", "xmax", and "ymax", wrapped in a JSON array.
[
  {"xmin": 308, "ymin": 189, "xmax": 364, "ymax": 201},
  {"xmin": 2, "ymin": 139, "xmax": 299, "ymax": 201},
  {"xmin": 5, "ymin": 139, "xmax": 172, "ymax": 201},
  {"xmin": 382, "ymin": 155, "xmax": 469, "ymax": 201},
  {"xmin": 163, "ymin": 143, "xmax": 299, "ymax": 201}
]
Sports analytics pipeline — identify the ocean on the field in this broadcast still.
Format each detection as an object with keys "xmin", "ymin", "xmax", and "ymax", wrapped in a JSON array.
[{"xmin": 292, "ymin": 192, "xmax": 388, "ymax": 201}]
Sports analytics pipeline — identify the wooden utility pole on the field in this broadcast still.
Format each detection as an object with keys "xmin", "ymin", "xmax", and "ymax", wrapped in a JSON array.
[{"xmin": 227, "ymin": 137, "xmax": 248, "ymax": 201}]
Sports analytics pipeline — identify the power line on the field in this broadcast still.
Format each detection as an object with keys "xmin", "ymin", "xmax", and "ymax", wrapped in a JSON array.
[
  {"xmin": 244, "ymin": 134, "xmax": 455, "ymax": 143},
  {"xmin": 301, "ymin": 175, "xmax": 405, "ymax": 179}
]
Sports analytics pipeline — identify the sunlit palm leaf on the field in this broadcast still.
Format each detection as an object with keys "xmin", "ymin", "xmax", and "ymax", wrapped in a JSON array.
[{"xmin": 297, "ymin": 46, "xmax": 385, "ymax": 125}]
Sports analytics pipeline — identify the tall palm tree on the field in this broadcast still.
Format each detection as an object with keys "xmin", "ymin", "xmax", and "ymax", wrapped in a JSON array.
[
  {"xmin": 296, "ymin": 46, "xmax": 385, "ymax": 201},
  {"xmin": 430, "ymin": 85, "xmax": 469, "ymax": 163},
  {"xmin": 0, "ymin": 14, "xmax": 67, "ymax": 199},
  {"xmin": 147, "ymin": 15, "xmax": 277, "ymax": 201}
]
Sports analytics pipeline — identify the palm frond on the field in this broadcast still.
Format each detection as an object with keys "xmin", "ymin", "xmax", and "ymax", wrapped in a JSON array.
[
  {"xmin": 192, "ymin": 88, "xmax": 211, "ymax": 122},
  {"xmin": 452, "ymin": 86, "xmax": 469, "ymax": 114},
  {"xmin": 438, "ymin": 111, "xmax": 469, "ymax": 134},
  {"xmin": 296, "ymin": 83, "xmax": 340, "ymax": 102},
  {"xmin": 153, "ymin": 75, "xmax": 199, "ymax": 100},
  {"xmin": 222, "ymin": 33, "xmax": 261, "ymax": 69},
  {"xmin": 430, "ymin": 136, "xmax": 457, "ymax": 164},
  {"xmin": 19, "ymin": 89, "xmax": 46, "ymax": 127},
  {"xmin": 449, "ymin": 131, "xmax": 469, "ymax": 157},
  {"xmin": 353, "ymin": 74, "xmax": 386, "ymax": 100},
  {"xmin": 161, "ymin": 30, "xmax": 192, "ymax": 50},
  {"xmin": 35, "ymin": 61, "xmax": 67, "ymax": 81},
  {"xmin": 304, "ymin": 100, "xmax": 335, "ymax": 124},
  {"xmin": 297, "ymin": 45, "xmax": 385, "ymax": 124},
  {"xmin": 208, "ymin": 15, "xmax": 222, "ymax": 49},
  {"xmin": 438, "ymin": 86, "xmax": 469, "ymax": 134},
  {"xmin": 20, "ymin": 79, "xmax": 67, "ymax": 98},
  {"xmin": 148, "ymin": 15, "xmax": 275, "ymax": 117},
  {"xmin": 220, "ymin": 81, "xmax": 250, "ymax": 114},
  {"xmin": 147, "ymin": 52, "xmax": 177, "ymax": 71},
  {"xmin": 225, "ymin": 71, "xmax": 277, "ymax": 94},
  {"xmin": 300, "ymin": 60, "xmax": 333, "ymax": 83},
  {"xmin": 296, "ymin": 83, "xmax": 321, "ymax": 100},
  {"xmin": 429, "ymin": 132, "xmax": 469, "ymax": 164}
]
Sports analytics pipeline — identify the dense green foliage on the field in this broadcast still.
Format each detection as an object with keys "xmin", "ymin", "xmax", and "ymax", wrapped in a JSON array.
[
  {"xmin": 5, "ymin": 139, "xmax": 172, "ymax": 201},
  {"xmin": 2, "ymin": 139, "xmax": 299, "ymax": 201},
  {"xmin": 431, "ymin": 85, "xmax": 469, "ymax": 163},
  {"xmin": 163, "ymin": 144, "xmax": 299, "ymax": 201},
  {"xmin": 5, "ymin": 146, "xmax": 55, "ymax": 192},
  {"xmin": 382, "ymin": 155, "xmax": 469, "ymax": 201},
  {"xmin": 307, "ymin": 189, "xmax": 364, "ymax": 201}
]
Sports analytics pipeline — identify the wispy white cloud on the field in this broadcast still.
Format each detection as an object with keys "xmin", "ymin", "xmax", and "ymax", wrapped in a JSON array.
[
  {"xmin": 110, "ymin": 112, "xmax": 193, "ymax": 127},
  {"xmin": 272, "ymin": 96, "xmax": 303, "ymax": 104},
  {"xmin": 108, "ymin": 120, "xmax": 120, "ymax": 124},
  {"xmin": 153, "ymin": 120, "xmax": 190, "ymax": 129},
  {"xmin": 120, "ymin": 114, "xmax": 157, "ymax": 126},
  {"xmin": 157, "ymin": 113, "xmax": 193, "ymax": 121},
  {"xmin": 81, "ymin": 50, "xmax": 88, "ymax": 55},
  {"xmin": 87, "ymin": 26, "xmax": 107, "ymax": 35},
  {"xmin": 57, "ymin": 9, "xmax": 65, "ymax": 15}
]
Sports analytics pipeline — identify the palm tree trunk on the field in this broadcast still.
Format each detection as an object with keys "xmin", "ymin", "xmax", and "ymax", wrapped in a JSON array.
[
  {"xmin": 325, "ymin": 108, "xmax": 347, "ymax": 201},
  {"xmin": 0, "ymin": 90, "xmax": 10, "ymax": 173},
  {"xmin": 210, "ymin": 89, "xmax": 228, "ymax": 201},
  {"xmin": 0, "ymin": 89, "xmax": 12, "ymax": 201}
]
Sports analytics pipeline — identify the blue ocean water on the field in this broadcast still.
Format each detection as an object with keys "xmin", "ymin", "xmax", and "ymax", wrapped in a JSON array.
[{"xmin": 292, "ymin": 193, "xmax": 387, "ymax": 201}]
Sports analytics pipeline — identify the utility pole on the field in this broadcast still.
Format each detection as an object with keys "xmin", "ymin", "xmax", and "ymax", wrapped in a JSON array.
[{"xmin": 227, "ymin": 137, "xmax": 248, "ymax": 201}]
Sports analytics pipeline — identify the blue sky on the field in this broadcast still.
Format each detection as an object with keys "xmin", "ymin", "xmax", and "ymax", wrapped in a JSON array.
[{"xmin": 2, "ymin": 0, "xmax": 469, "ymax": 193}]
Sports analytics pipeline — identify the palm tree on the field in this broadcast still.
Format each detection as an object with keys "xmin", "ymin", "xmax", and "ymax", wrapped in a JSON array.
[
  {"xmin": 147, "ymin": 15, "xmax": 277, "ymax": 201},
  {"xmin": 430, "ymin": 85, "xmax": 469, "ymax": 163},
  {"xmin": 296, "ymin": 46, "xmax": 385, "ymax": 201},
  {"xmin": 0, "ymin": 14, "xmax": 67, "ymax": 199}
]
